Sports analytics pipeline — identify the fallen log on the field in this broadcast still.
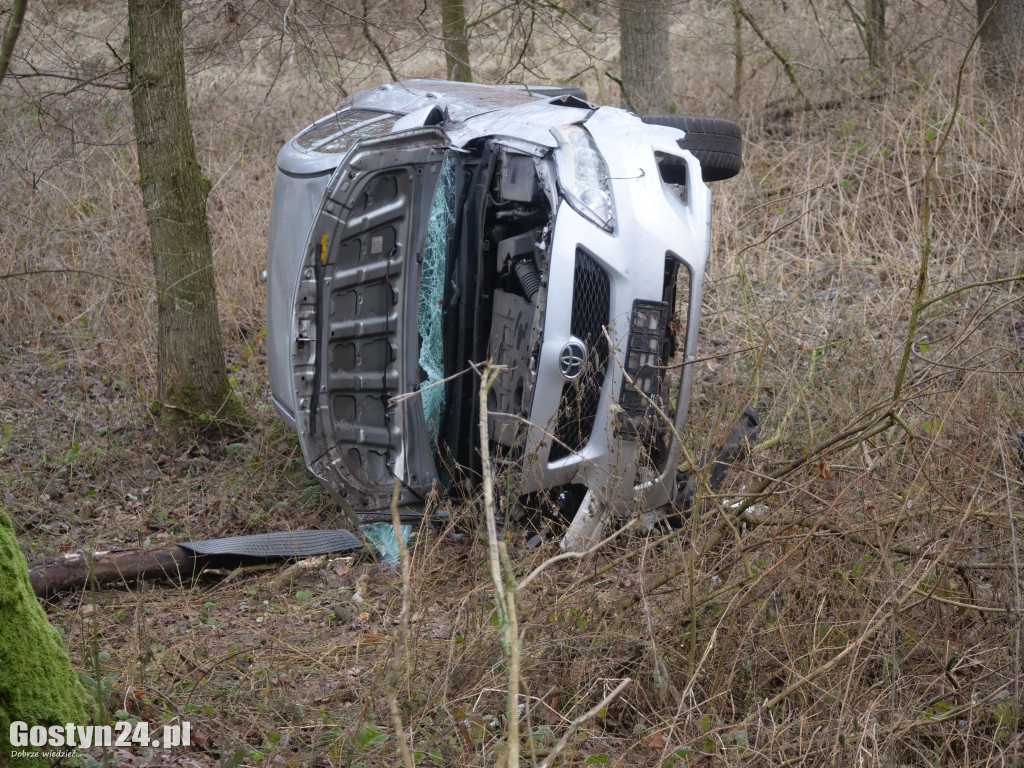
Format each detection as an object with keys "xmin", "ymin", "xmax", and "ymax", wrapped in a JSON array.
[
  {"xmin": 28, "ymin": 546, "xmax": 212, "ymax": 598},
  {"xmin": 28, "ymin": 529, "xmax": 365, "ymax": 598}
]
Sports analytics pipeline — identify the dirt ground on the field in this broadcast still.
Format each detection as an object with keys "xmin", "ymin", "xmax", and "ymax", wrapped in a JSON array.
[{"xmin": 2, "ymin": 2, "xmax": 1023, "ymax": 766}]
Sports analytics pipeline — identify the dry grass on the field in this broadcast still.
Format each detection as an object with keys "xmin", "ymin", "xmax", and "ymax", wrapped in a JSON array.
[{"xmin": 1, "ymin": 1, "xmax": 1022, "ymax": 766}]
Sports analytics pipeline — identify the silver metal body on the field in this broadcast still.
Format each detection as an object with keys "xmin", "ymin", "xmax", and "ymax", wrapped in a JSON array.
[{"xmin": 266, "ymin": 80, "xmax": 713, "ymax": 549}]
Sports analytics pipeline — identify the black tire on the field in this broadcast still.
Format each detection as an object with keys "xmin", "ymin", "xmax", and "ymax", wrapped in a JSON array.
[{"xmin": 640, "ymin": 114, "xmax": 742, "ymax": 182}]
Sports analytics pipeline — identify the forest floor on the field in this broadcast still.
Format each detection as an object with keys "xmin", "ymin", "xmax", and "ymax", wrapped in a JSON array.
[{"xmin": 2, "ymin": 2, "xmax": 1023, "ymax": 766}]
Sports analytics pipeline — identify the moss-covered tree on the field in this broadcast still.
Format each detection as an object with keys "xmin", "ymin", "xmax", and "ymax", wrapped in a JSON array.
[
  {"xmin": 0, "ymin": 510, "xmax": 92, "ymax": 768},
  {"xmin": 1, "ymin": 21, "xmax": 93, "ymax": 768},
  {"xmin": 128, "ymin": 0, "xmax": 242, "ymax": 432}
]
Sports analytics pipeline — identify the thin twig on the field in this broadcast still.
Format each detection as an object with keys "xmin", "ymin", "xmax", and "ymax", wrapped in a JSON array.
[
  {"xmin": 388, "ymin": 479, "xmax": 415, "ymax": 768},
  {"xmin": 361, "ymin": 0, "xmax": 398, "ymax": 82},
  {"xmin": 907, "ymin": 586, "xmax": 1008, "ymax": 614},
  {"xmin": 996, "ymin": 434, "xmax": 1021, "ymax": 725},
  {"xmin": 8, "ymin": 61, "xmax": 130, "ymax": 91},
  {"xmin": 734, "ymin": 1, "xmax": 817, "ymax": 115},
  {"xmin": 892, "ymin": 2, "xmax": 993, "ymax": 403},
  {"xmin": 918, "ymin": 272, "xmax": 1024, "ymax": 310},
  {"xmin": 517, "ymin": 517, "xmax": 639, "ymax": 593},
  {"xmin": 389, "ymin": 364, "xmax": 474, "ymax": 406},
  {"xmin": 477, "ymin": 362, "xmax": 520, "ymax": 767}
]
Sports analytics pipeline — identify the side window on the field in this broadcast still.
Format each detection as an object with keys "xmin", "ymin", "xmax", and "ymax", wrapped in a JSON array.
[{"xmin": 295, "ymin": 110, "xmax": 398, "ymax": 153}]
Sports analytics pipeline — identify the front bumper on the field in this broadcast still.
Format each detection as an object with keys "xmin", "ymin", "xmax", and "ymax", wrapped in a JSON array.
[{"xmin": 524, "ymin": 110, "xmax": 712, "ymax": 548}]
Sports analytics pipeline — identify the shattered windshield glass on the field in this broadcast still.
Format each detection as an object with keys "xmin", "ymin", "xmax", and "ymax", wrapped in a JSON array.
[
  {"xmin": 419, "ymin": 154, "xmax": 456, "ymax": 447},
  {"xmin": 295, "ymin": 110, "xmax": 393, "ymax": 150},
  {"xmin": 315, "ymin": 115, "xmax": 399, "ymax": 153}
]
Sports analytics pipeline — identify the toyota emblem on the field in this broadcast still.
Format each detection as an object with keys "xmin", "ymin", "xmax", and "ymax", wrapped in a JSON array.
[{"xmin": 559, "ymin": 340, "xmax": 587, "ymax": 380}]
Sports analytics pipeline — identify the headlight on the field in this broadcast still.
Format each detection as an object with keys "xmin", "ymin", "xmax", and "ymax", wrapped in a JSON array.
[{"xmin": 551, "ymin": 125, "xmax": 615, "ymax": 231}]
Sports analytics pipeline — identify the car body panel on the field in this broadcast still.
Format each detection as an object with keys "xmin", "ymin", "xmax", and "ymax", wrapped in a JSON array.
[
  {"xmin": 291, "ymin": 129, "xmax": 448, "ymax": 514},
  {"xmin": 266, "ymin": 79, "xmax": 726, "ymax": 547},
  {"xmin": 267, "ymin": 166, "xmax": 333, "ymax": 424}
]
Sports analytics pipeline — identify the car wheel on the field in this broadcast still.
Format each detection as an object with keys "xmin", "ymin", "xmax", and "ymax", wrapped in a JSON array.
[{"xmin": 640, "ymin": 114, "xmax": 742, "ymax": 182}]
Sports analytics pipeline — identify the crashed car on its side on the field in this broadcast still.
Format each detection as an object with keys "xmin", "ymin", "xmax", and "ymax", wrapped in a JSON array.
[{"xmin": 264, "ymin": 79, "xmax": 742, "ymax": 549}]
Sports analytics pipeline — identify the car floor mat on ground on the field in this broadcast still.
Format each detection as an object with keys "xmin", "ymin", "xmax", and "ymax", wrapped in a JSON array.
[{"xmin": 179, "ymin": 529, "xmax": 364, "ymax": 563}]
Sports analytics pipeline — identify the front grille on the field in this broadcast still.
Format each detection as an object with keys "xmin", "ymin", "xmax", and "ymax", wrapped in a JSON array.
[
  {"xmin": 637, "ymin": 256, "xmax": 689, "ymax": 476},
  {"xmin": 549, "ymin": 249, "xmax": 610, "ymax": 461},
  {"xmin": 618, "ymin": 299, "xmax": 670, "ymax": 440}
]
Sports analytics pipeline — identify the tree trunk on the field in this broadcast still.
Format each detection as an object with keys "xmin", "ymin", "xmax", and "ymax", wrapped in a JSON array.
[
  {"xmin": 977, "ymin": 0, "xmax": 1024, "ymax": 88},
  {"xmin": 0, "ymin": 0, "xmax": 28, "ymax": 86},
  {"xmin": 731, "ymin": 0, "xmax": 744, "ymax": 107},
  {"xmin": 619, "ymin": 0, "xmax": 673, "ymax": 113},
  {"xmin": 1, "ymin": 509, "xmax": 92, "ymax": 768},
  {"xmin": 865, "ymin": 0, "xmax": 886, "ymax": 71},
  {"xmin": 128, "ymin": 0, "xmax": 238, "ymax": 430},
  {"xmin": 28, "ymin": 545, "xmax": 211, "ymax": 598},
  {"xmin": 440, "ymin": 0, "xmax": 472, "ymax": 82}
]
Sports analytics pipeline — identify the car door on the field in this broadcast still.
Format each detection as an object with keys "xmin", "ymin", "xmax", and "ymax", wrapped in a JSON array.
[{"xmin": 291, "ymin": 128, "xmax": 448, "ymax": 517}]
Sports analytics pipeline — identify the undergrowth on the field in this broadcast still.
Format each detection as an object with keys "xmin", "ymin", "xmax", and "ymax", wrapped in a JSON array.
[{"xmin": 0, "ymin": 1, "xmax": 1021, "ymax": 766}]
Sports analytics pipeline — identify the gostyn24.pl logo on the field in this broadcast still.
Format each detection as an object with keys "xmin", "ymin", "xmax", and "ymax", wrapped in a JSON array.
[{"xmin": 9, "ymin": 720, "xmax": 191, "ymax": 753}]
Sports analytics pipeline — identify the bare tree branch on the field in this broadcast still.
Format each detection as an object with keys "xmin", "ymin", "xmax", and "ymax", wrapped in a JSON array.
[
  {"xmin": 8, "ymin": 61, "xmax": 130, "ymax": 91},
  {"xmin": 362, "ymin": 0, "xmax": 399, "ymax": 81}
]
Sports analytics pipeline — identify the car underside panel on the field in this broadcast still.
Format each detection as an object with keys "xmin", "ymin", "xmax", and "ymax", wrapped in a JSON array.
[
  {"xmin": 294, "ymin": 129, "xmax": 447, "ymax": 514},
  {"xmin": 486, "ymin": 289, "xmax": 535, "ymax": 449}
]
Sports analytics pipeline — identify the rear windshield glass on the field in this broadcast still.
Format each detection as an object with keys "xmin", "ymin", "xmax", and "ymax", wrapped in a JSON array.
[
  {"xmin": 316, "ymin": 116, "xmax": 399, "ymax": 153},
  {"xmin": 295, "ymin": 110, "xmax": 396, "ymax": 151}
]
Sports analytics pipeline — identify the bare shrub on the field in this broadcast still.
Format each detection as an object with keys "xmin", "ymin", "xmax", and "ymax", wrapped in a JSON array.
[{"xmin": 1, "ymin": 1, "xmax": 1021, "ymax": 765}]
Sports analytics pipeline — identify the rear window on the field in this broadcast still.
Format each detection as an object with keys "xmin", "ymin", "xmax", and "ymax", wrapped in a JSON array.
[
  {"xmin": 317, "ymin": 116, "xmax": 399, "ymax": 153},
  {"xmin": 295, "ymin": 110, "xmax": 397, "ymax": 152}
]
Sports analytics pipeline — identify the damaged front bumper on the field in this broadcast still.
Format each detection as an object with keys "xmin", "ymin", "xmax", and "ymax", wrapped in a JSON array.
[{"xmin": 518, "ymin": 112, "xmax": 712, "ymax": 549}]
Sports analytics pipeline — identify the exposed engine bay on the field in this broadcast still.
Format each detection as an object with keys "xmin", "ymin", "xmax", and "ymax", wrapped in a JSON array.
[
  {"xmin": 485, "ymin": 148, "xmax": 555, "ymax": 456},
  {"xmin": 434, "ymin": 143, "xmax": 557, "ymax": 480}
]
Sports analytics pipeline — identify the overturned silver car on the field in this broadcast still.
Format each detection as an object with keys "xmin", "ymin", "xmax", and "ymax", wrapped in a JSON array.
[{"xmin": 265, "ymin": 79, "xmax": 742, "ymax": 549}]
